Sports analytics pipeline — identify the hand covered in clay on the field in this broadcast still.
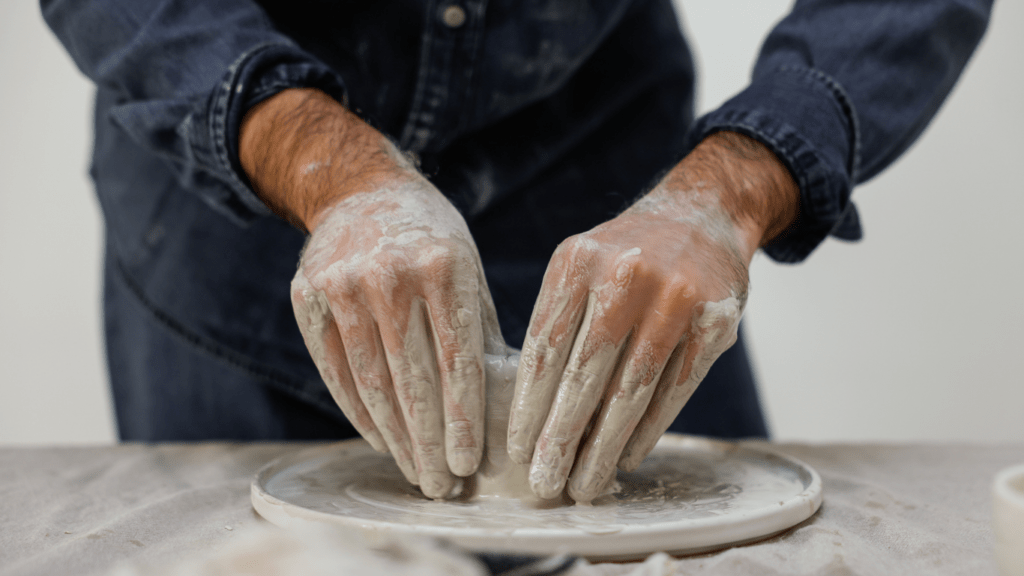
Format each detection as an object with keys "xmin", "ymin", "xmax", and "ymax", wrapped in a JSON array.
[
  {"xmin": 507, "ymin": 132, "xmax": 800, "ymax": 503},
  {"xmin": 291, "ymin": 177, "xmax": 503, "ymax": 499},
  {"xmin": 239, "ymin": 89, "xmax": 501, "ymax": 499}
]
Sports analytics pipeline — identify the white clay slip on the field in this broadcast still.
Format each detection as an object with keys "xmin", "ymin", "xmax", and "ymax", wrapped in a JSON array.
[{"xmin": 251, "ymin": 349, "xmax": 823, "ymax": 560}]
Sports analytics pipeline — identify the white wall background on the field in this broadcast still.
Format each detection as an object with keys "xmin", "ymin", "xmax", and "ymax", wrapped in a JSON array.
[
  {"xmin": 0, "ymin": 1, "xmax": 112, "ymax": 444},
  {"xmin": 0, "ymin": 1, "xmax": 1020, "ymax": 445}
]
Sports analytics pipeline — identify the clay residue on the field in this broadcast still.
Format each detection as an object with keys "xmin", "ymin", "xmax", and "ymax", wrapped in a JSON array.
[
  {"xmin": 292, "ymin": 175, "xmax": 504, "ymax": 500},
  {"xmin": 617, "ymin": 295, "xmax": 742, "ymax": 472},
  {"xmin": 465, "ymin": 349, "xmax": 572, "ymax": 506},
  {"xmin": 471, "ymin": 296, "xmax": 742, "ymax": 505},
  {"xmin": 261, "ymin": 436, "xmax": 817, "ymax": 536}
]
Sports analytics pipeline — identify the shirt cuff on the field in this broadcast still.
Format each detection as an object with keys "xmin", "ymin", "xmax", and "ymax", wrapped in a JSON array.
[
  {"xmin": 684, "ymin": 66, "xmax": 862, "ymax": 263},
  {"xmin": 193, "ymin": 42, "xmax": 347, "ymax": 225}
]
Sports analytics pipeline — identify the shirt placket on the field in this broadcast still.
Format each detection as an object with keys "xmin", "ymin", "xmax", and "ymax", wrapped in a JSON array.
[{"xmin": 399, "ymin": 0, "xmax": 488, "ymax": 154}]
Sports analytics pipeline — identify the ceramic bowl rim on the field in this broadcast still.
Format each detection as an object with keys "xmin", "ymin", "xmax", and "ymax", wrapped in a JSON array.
[{"xmin": 994, "ymin": 463, "xmax": 1024, "ymax": 509}]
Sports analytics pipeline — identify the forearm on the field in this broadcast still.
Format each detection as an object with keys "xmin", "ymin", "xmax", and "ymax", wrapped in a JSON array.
[
  {"xmin": 656, "ymin": 131, "xmax": 800, "ymax": 261},
  {"xmin": 239, "ymin": 88, "xmax": 414, "ymax": 232}
]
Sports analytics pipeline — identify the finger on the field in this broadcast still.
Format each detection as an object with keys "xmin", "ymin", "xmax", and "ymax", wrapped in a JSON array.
[
  {"xmin": 527, "ymin": 293, "xmax": 632, "ymax": 499},
  {"xmin": 378, "ymin": 296, "xmax": 458, "ymax": 499},
  {"xmin": 423, "ymin": 262, "xmax": 486, "ymax": 477},
  {"xmin": 618, "ymin": 297, "xmax": 742, "ymax": 471},
  {"xmin": 508, "ymin": 242, "xmax": 593, "ymax": 464},
  {"xmin": 290, "ymin": 274, "xmax": 387, "ymax": 453},
  {"xmin": 478, "ymin": 271, "xmax": 507, "ymax": 356},
  {"xmin": 465, "ymin": 236, "xmax": 507, "ymax": 356},
  {"xmin": 328, "ymin": 294, "xmax": 419, "ymax": 486},
  {"xmin": 567, "ymin": 312, "xmax": 686, "ymax": 503}
]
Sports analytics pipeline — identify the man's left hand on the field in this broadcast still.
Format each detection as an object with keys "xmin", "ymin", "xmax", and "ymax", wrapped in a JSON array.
[{"xmin": 506, "ymin": 132, "xmax": 800, "ymax": 502}]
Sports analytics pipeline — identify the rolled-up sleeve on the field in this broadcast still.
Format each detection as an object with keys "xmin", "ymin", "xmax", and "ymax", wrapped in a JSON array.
[
  {"xmin": 684, "ymin": 0, "xmax": 993, "ymax": 263},
  {"xmin": 41, "ymin": 0, "xmax": 346, "ymax": 224}
]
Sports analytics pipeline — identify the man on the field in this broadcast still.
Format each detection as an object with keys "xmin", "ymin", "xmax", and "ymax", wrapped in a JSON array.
[{"xmin": 43, "ymin": 0, "xmax": 991, "ymax": 502}]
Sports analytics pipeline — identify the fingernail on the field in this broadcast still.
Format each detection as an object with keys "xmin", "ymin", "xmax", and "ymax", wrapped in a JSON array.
[
  {"xmin": 568, "ymin": 472, "xmax": 593, "ymax": 500},
  {"xmin": 568, "ymin": 466, "xmax": 607, "ymax": 504},
  {"xmin": 528, "ymin": 464, "xmax": 566, "ymax": 500},
  {"xmin": 420, "ymin": 471, "xmax": 457, "ymax": 500},
  {"xmin": 448, "ymin": 448, "xmax": 479, "ymax": 477},
  {"xmin": 364, "ymin": 431, "xmax": 389, "ymax": 454},
  {"xmin": 618, "ymin": 449, "xmax": 643, "ymax": 472}
]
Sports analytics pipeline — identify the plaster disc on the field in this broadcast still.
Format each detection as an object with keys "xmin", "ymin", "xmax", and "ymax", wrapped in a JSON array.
[{"xmin": 251, "ymin": 434, "xmax": 822, "ymax": 560}]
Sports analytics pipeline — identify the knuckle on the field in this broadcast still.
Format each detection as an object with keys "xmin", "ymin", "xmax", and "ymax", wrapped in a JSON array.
[
  {"xmin": 353, "ymin": 367, "xmax": 389, "ymax": 393},
  {"xmin": 450, "ymin": 305, "xmax": 480, "ymax": 334},
  {"xmin": 290, "ymin": 285, "xmax": 312, "ymax": 308},
  {"xmin": 446, "ymin": 419, "xmax": 476, "ymax": 443},
  {"xmin": 359, "ymin": 385, "xmax": 390, "ymax": 409},
  {"xmin": 413, "ymin": 438, "xmax": 445, "ymax": 460},
  {"xmin": 563, "ymin": 363, "xmax": 603, "ymax": 383},
  {"xmin": 615, "ymin": 253, "xmax": 643, "ymax": 275},
  {"xmin": 661, "ymin": 276, "xmax": 698, "ymax": 310},
  {"xmin": 441, "ymin": 363, "xmax": 483, "ymax": 408},
  {"xmin": 290, "ymin": 276, "xmax": 320, "ymax": 306},
  {"xmin": 610, "ymin": 254, "xmax": 646, "ymax": 290},
  {"xmin": 440, "ymin": 352, "xmax": 480, "ymax": 378},
  {"xmin": 556, "ymin": 234, "xmax": 599, "ymax": 262},
  {"xmin": 309, "ymin": 265, "xmax": 357, "ymax": 301},
  {"xmin": 361, "ymin": 252, "xmax": 406, "ymax": 287},
  {"xmin": 324, "ymin": 273, "xmax": 361, "ymax": 305},
  {"xmin": 418, "ymin": 247, "xmax": 460, "ymax": 278},
  {"xmin": 447, "ymin": 419, "xmax": 473, "ymax": 435},
  {"xmin": 537, "ymin": 434, "xmax": 573, "ymax": 460},
  {"xmin": 370, "ymin": 248, "xmax": 403, "ymax": 271},
  {"xmin": 396, "ymin": 377, "xmax": 438, "ymax": 414},
  {"xmin": 612, "ymin": 244, "xmax": 642, "ymax": 264},
  {"xmin": 519, "ymin": 341, "xmax": 559, "ymax": 378},
  {"xmin": 290, "ymin": 270, "xmax": 313, "ymax": 294},
  {"xmin": 425, "ymin": 254, "xmax": 482, "ymax": 300}
]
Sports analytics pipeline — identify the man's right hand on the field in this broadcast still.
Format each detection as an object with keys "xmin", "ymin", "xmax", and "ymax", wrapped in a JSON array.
[{"xmin": 240, "ymin": 89, "xmax": 500, "ymax": 499}]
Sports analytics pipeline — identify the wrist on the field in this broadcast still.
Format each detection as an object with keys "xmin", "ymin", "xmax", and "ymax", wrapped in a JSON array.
[
  {"xmin": 239, "ymin": 88, "xmax": 414, "ymax": 232},
  {"xmin": 661, "ymin": 131, "xmax": 800, "ymax": 257}
]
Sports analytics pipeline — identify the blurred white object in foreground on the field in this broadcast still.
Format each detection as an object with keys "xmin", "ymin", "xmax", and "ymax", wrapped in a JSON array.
[{"xmin": 994, "ymin": 463, "xmax": 1024, "ymax": 576}]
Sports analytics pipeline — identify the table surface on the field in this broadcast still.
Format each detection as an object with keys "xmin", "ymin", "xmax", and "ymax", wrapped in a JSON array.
[{"xmin": 1, "ymin": 441, "xmax": 1021, "ymax": 576}]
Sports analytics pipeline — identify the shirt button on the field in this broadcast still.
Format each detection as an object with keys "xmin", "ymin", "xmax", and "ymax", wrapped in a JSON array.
[{"xmin": 442, "ymin": 5, "xmax": 466, "ymax": 28}]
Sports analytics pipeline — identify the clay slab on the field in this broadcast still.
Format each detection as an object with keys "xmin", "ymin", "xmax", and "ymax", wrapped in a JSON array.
[{"xmin": 252, "ymin": 434, "xmax": 821, "ymax": 561}]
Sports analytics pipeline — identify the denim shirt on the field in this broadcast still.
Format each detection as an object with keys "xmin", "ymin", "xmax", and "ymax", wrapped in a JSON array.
[{"xmin": 42, "ymin": 0, "xmax": 990, "ymax": 420}]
